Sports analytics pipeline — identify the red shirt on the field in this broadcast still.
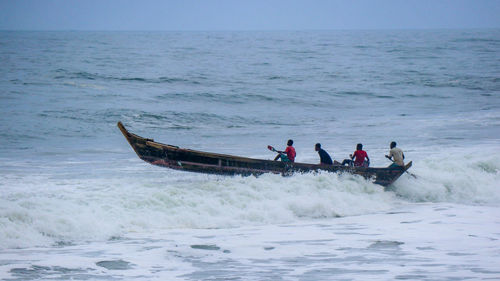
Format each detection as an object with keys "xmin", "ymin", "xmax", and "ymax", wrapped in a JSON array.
[
  {"xmin": 285, "ymin": 146, "xmax": 296, "ymax": 162},
  {"xmin": 353, "ymin": 150, "xmax": 367, "ymax": 166}
]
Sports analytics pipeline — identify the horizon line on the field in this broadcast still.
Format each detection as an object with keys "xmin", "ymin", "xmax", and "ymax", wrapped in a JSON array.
[{"xmin": 1, "ymin": 27, "xmax": 499, "ymax": 32}]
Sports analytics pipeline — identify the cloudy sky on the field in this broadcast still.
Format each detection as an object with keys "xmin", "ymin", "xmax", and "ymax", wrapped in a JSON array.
[{"xmin": 1, "ymin": 0, "xmax": 499, "ymax": 31}]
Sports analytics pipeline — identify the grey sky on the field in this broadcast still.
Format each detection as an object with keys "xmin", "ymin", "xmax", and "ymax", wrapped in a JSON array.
[{"xmin": 1, "ymin": 0, "xmax": 499, "ymax": 31}]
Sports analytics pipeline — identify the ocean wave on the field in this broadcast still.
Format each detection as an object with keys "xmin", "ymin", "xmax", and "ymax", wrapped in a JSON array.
[
  {"xmin": 53, "ymin": 69, "xmax": 200, "ymax": 85},
  {"xmin": 453, "ymin": 38, "xmax": 500, "ymax": 43},
  {"xmin": 2, "ymin": 147, "xmax": 499, "ymax": 249},
  {"xmin": 391, "ymin": 150, "xmax": 500, "ymax": 205},
  {"xmin": 124, "ymin": 111, "xmax": 297, "ymax": 130},
  {"xmin": 30, "ymin": 108, "xmax": 297, "ymax": 138},
  {"xmin": 0, "ymin": 171, "xmax": 395, "ymax": 249},
  {"xmin": 383, "ymin": 76, "xmax": 493, "ymax": 92},
  {"xmin": 336, "ymin": 91, "xmax": 375, "ymax": 97},
  {"xmin": 155, "ymin": 91, "xmax": 282, "ymax": 105}
]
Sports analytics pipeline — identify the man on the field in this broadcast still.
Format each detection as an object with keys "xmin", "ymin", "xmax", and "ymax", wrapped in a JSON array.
[
  {"xmin": 342, "ymin": 143, "xmax": 370, "ymax": 167},
  {"xmin": 386, "ymin": 141, "xmax": 404, "ymax": 167},
  {"xmin": 274, "ymin": 139, "xmax": 296, "ymax": 162},
  {"xmin": 315, "ymin": 143, "xmax": 333, "ymax": 165}
]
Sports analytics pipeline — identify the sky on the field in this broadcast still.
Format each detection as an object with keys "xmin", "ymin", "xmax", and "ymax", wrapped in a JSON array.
[{"xmin": 0, "ymin": 0, "xmax": 499, "ymax": 31}]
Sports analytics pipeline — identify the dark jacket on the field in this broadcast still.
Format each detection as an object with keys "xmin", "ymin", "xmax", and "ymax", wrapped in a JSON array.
[{"xmin": 318, "ymin": 148, "xmax": 333, "ymax": 165}]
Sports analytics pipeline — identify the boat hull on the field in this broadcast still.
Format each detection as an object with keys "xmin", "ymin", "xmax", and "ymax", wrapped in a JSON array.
[{"xmin": 117, "ymin": 122, "xmax": 412, "ymax": 186}]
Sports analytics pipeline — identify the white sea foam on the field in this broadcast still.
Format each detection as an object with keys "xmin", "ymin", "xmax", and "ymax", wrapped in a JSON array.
[
  {"xmin": 392, "ymin": 146, "xmax": 500, "ymax": 205},
  {"xmin": 0, "ymin": 169, "xmax": 395, "ymax": 249},
  {"xmin": 2, "ymin": 203, "xmax": 498, "ymax": 280},
  {"xmin": 1, "ymin": 147, "xmax": 499, "ymax": 249}
]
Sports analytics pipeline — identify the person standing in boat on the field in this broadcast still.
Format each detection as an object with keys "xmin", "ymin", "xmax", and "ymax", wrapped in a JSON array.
[
  {"xmin": 315, "ymin": 143, "xmax": 333, "ymax": 165},
  {"xmin": 342, "ymin": 143, "xmax": 370, "ymax": 167},
  {"xmin": 274, "ymin": 139, "xmax": 296, "ymax": 162},
  {"xmin": 385, "ymin": 141, "xmax": 405, "ymax": 167}
]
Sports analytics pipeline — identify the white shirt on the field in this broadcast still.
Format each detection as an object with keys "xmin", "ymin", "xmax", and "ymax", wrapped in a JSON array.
[{"xmin": 389, "ymin": 147, "xmax": 404, "ymax": 166}]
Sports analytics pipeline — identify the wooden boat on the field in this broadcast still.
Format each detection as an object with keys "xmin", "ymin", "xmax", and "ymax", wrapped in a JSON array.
[{"xmin": 118, "ymin": 122, "xmax": 412, "ymax": 186}]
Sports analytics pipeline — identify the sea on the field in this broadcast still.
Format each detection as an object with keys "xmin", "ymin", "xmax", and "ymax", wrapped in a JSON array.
[{"xmin": 0, "ymin": 29, "xmax": 499, "ymax": 280}]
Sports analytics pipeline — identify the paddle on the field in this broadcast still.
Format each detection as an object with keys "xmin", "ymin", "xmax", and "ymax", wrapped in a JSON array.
[
  {"xmin": 386, "ymin": 156, "xmax": 417, "ymax": 178},
  {"xmin": 268, "ymin": 145, "xmax": 287, "ymax": 161},
  {"xmin": 267, "ymin": 145, "xmax": 277, "ymax": 152}
]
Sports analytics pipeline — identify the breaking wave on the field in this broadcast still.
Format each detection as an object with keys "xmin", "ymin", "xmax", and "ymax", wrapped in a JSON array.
[
  {"xmin": 1, "ymin": 146, "xmax": 499, "ymax": 249},
  {"xmin": 391, "ymin": 147, "xmax": 500, "ymax": 205}
]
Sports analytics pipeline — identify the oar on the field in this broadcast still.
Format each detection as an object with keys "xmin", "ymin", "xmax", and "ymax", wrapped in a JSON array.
[
  {"xmin": 386, "ymin": 156, "xmax": 417, "ymax": 178},
  {"xmin": 268, "ymin": 145, "xmax": 286, "ymax": 161}
]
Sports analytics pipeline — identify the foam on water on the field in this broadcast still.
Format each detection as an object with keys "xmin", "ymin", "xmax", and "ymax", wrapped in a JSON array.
[
  {"xmin": 392, "ymin": 146, "xmax": 500, "ymax": 204},
  {"xmin": 1, "ymin": 146, "xmax": 499, "ymax": 250},
  {"xmin": 2, "ymin": 203, "xmax": 498, "ymax": 280},
  {"xmin": 0, "ymin": 169, "xmax": 394, "ymax": 249}
]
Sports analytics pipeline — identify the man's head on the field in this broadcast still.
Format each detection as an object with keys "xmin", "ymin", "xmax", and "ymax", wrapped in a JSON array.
[
  {"xmin": 315, "ymin": 143, "xmax": 321, "ymax": 151},
  {"xmin": 390, "ymin": 141, "xmax": 397, "ymax": 149},
  {"xmin": 356, "ymin": 143, "xmax": 363, "ymax": 150},
  {"xmin": 287, "ymin": 139, "xmax": 293, "ymax": 146}
]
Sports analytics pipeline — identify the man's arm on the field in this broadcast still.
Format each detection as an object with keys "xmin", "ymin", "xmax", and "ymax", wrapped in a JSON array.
[
  {"xmin": 385, "ymin": 150, "xmax": 392, "ymax": 160},
  {"xmin": 274, "ymin": 148, "xmax": 285, "ymax": 161}
]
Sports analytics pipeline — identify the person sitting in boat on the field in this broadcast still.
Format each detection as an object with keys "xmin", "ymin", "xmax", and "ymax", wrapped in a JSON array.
[
  {"xmin": 341, "ymin": 143, "xmax": 370, "ymax": 167},
  {"xmin": 274, "ymin": 139, "xmax": 296, "ymax": 162},
  {"xmin": 315, "ymin": 143, "xmax": 333, "ymax": 165},
  {"xmin": 385, "ymin": 141, "xmax": 404, "ymax": 167}
]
